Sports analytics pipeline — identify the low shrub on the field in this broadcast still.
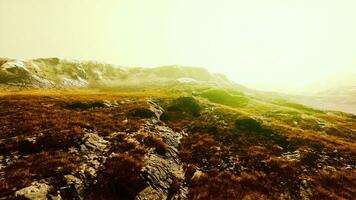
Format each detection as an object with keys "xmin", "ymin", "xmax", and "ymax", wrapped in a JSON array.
[
  {"xmin": 127, "ymin": 108, "xmax": 156, "ymax": 118},
  {"xmin": 168, "ymin": 97, "xmax": 201, "ymax": 116},
  {"xmin": 88, "ymin": 154, "xmax": 147, "ymax": 200},
  {"xmin": 140, "ymin": 134, "xmax": 169, "ymax": 155},
  {"xmin": 235, "ymin": 117, "xmax": 262, "ymax": 132}
]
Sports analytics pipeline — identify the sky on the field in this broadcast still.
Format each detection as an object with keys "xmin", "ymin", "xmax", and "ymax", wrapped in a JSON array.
[{"xmin": 0, "ymin": 0, "xmax": 355, "ymax": 93}]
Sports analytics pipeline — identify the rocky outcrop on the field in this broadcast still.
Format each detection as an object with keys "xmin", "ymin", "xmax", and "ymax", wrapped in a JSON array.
[
  {"xmin": 136, "ymin": 121, "xmax": 188, "ymax": 200},
  {"xmin": 0, "ymin": 60, "xmax": 53, "ymax": 87},
  {"xmin": 55, "ymin": 131, "xmax": 111, "ymax": 199},
  {"xmin": 12, "ymin": 99, "xmax": 187, "ymax": 200},
  {"xmin": 147, "ymin": 99, "xmax": 165, "ymax": 120},
  {"xmin": 77, "ymin": 131, "xmax": 110, "ymax": 181}
]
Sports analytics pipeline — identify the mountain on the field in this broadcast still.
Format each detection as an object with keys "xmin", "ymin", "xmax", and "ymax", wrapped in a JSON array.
[
  {"xmin": 0, "ymin": 58, "xmax": 355, "ymax": 199},
  {"xmin": 0, "ymin": 57, "xmax": 234, "ymax": 89}
]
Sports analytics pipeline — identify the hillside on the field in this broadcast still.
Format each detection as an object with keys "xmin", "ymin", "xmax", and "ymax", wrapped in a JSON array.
[{"xmin": 0, "ymin": 58, "xmax": 355, "ymax": 200}]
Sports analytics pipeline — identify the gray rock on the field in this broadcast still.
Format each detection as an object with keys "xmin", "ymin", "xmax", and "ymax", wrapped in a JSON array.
[
  {"xmin": 135, "ymin": 122, "xmax": 187, "ymax": 200},
  {"xmin": 147, "ymin": 99, "xmax": 165, "ymax": 120},
  {"xmin": 63, "ymin": 175, "xmax": 84, "ymax": 199},
  {"xmin": 15, "ymin": 181, "xmax": 52, "ymax": 200},
  {"xmin": 83, "ymin": 132, "xmax": 108, "ymax": 152},
  {"xmin": 280, "ymin": 150, "xmax": 301, "ymax": 162}
]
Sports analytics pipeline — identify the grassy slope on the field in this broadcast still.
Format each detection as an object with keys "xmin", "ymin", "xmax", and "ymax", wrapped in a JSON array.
[{"xmin": 0, "ymin": 87, "xmax": 355, "ymax": 199}]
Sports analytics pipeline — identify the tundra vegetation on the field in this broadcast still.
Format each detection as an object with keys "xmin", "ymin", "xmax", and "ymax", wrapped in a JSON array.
[{"xmin": 0, "ymin": 86, "xmax": 355, "ymax": 200}]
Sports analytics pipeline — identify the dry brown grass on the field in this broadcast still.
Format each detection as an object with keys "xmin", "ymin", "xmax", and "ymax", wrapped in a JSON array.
[
  {"xmin": 0, "ymin": 151, "xmax": 80, "ymax": 197},
  {"xmin": 311, "ymin": 169, "xmax": 356, "ymax": 199},
  {"xmin": 134, "ymin": 132, "xmax": 169, "ymax": 155}
]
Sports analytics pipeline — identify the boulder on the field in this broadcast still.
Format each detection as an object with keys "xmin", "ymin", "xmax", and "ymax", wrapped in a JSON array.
[
  {"xmin": 59, "ymin": 175, "xmax": 84, "ymax": 200},
  {"xmin": 15, "ymin": 181, "xmax": 52, "ymax": 200}
]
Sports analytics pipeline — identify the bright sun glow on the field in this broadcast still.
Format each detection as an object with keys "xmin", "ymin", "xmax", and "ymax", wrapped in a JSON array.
[{"xmin": 0, "ymin": 0, "xmax": 355, "ymax": 93}]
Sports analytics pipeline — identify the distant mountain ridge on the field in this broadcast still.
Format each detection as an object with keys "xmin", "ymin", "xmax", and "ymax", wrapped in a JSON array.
[
  {"xmin": 0, "ymin": 57, "xmax": 233, "ymax": 88},
  {"xmin": 290, "ymin": 85, "xmax": 356, "ymax": 115}
]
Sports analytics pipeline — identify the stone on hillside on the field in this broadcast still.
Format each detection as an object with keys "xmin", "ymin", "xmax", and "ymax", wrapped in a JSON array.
[
  {"xmin": 60, "ymin": 175, "xmax": 84, "ymax": 200},
  {"xmin": 147, "ymin": 99, "xmax": 165, "ymax": 120},
  {"xmin": 15, "ymin": 181, "xmax": 52, "ymax": 200},
  {"xmin": 83, "ymin": 132, "xmax": 108, "ymax": 152}
]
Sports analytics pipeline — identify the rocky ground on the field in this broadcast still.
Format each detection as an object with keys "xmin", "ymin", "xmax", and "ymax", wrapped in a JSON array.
[{"xmin": 0, "ymin": 89, "xmax": 355, "ymax": 200}]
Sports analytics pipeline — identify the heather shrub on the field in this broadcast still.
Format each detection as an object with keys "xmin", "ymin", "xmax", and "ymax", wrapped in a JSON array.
[{"xmin": 88, "ymin": 154, "xmax": 147, "ymax": 200}]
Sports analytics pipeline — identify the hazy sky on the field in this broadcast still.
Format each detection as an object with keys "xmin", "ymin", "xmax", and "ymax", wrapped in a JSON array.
[{"xmin": 1, "ymin": 0, "xmax": 355, "ymax": 92}]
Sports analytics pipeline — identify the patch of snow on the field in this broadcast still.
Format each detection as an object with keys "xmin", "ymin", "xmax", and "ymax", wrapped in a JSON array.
[{"xmin": 176, "ymin": 77, "xmax": 197, "ymax": 84}]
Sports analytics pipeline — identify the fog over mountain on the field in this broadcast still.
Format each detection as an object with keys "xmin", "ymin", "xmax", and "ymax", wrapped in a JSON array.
[
  {"xmin": 2, "ymin": 0, "xmax": 356, "ymax": 93},
  {"xmin": 289, "ymin": 72, "xmax": 356, "ymax": 114}
]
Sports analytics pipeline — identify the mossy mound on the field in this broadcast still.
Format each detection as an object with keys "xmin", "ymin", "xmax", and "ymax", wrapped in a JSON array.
[
  {"xmin": 161, "ymin": 97, "xmax": 201, "ymax": 121},
  {"xmin": 235, "ymin": 117, "xmax": 262, "ymax": 132},
  {"xmin": 234, "ymin": 117, "xmax": 289, "ymax": 148},
  {"xmin": 200, "ymin": 89, "xmax": 249, "ymax": 107}
]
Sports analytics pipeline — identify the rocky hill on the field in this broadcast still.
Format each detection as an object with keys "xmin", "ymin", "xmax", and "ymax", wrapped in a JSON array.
[{"xmin": 0, "ymin": 58, "xmax": 233, "ymax": 89}]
